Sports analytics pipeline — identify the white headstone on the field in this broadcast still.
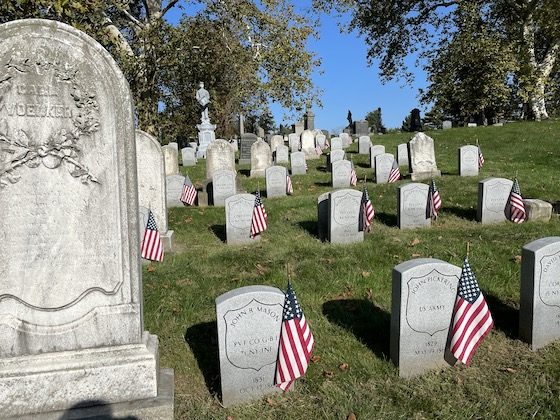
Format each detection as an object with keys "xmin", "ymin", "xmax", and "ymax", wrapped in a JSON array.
[
  {"xmin": 408, "ymin": 132, "xmax": 441, "ymax": 181},
  {"xmin": 288, "ymin": 133, "xmax": 300, "ymax": 152},
  {"xmin": 476, "ymin": 177, "xmax": 513, "ymax": 224},
  {"xmin": 375, "ymin": 153, "xmax": 396, "ymax": 184},
  {"xmin": 369, "ymin": 145, "xmax": 386, "ymax": 169},
  {"xmin": 212, "ymin": 170, "xmax": 237, "ymax": 206},
  {"xmin": 328, "ymin": 189, "xmax": 364, "ymax": 244},
  {"xmin": 270, "ymin": 135, "xmax": 284, "ymax": 152},
  {"xmin": 290, "ymin": 151, "xmax": 307, "ymax": 175},
  {"xmin": 266, "ymin": 166, "xmax": 288, "ymax": 198},
  {"xmin": 358, "ymin": 136, "xmax": 371, "ymax": 154},
  {"xmin": 397, "ymin": 143, "xmax": 409, "ymax": 167},
  {"xmin": 225, "ymin": 194, "xmax": 260, "ymax": 245},
  {"xmin": 250, "ymin": 139, "xmax": 272, "ymax": 178},
  {"xmin": 330, "ymin": 136, "xmax": 342, "ymax": 151},
  {"xmin": 162, "ymin": 144, "xmax": 179, "ymax": 175},
  {"xmin": 206, "ymin": 139, "xmax": 236, "ymax": 180},
  {"xmin": 458, "ymin": 145, "xmax": 479, "ymax": 177},
  {"xmin": 340, "ymin": 132, "xmax": 351, "ymax": 148},
  {"xmin": 331, "ymin": 160, "xmax": 352, "ymax": 189},
  {"xmin": 301, "ymin": 129, "xmax": 319, "ymax": 159},
  {"xmin": 166, "ymin": 174, "xmax": 186, "ymax": 207},
  {"xmin": 397, "ymin": 183, "xmax": 431, "ymax": 229},
  {"xmin": 181, "ymin": 147, "xmax": 197, "ymax": 167},
  {"xmin": 274, "ymin": 144, "xmax": 289, "ymax": 164}
]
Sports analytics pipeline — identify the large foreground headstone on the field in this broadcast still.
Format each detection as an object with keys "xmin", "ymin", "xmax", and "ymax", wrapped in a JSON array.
[
  {"xmin": 391, "ymin": 259, "xmax": 461, "ymax": 378},
  {"xmin": 225, "ymin": 193, "xmax": 260, "ymax": 244},
  {"xmin": 216, "ymin": 286, "xmax": 285, "ymax": 407},
  {"xmin": 206, "ymin": 138, "xmax": 236, "ymax": 180},
  {"xmin": 329, "ymin": 189, "xmax": 364, "ymax": 244},
  {"xmin": 520, "ymin": 237, "xmax": 560, "ymax": 350},
  {"xmin": 408, "ymin": 132, "xmax": 441, "ymax": 181},
  {"xmin": 476, "ymin": 177, "xmax": 513, "ymax": 224},
  {"xmin": 458, "ymin": 145, "xmax": 478, "ymax": 177},
  {"xmin": 0, "ymin": 19, "xmax": 171, "ymax": 417},
  {"xmin": 136, "ymin": 130, "xmax": 173, "ymax": 250},
  {"xmin": 398, "ymin": 183, "xmax": 430, "ymax": 229}
]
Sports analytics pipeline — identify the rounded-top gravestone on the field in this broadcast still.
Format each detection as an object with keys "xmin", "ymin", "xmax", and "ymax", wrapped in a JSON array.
[
  {"xmin": 206, "ymin": 138, "xmax": 235, "ymax": 180},
  {"xmin": 250, "ymin": 139, "xmax": 272, "ymax": 178}
]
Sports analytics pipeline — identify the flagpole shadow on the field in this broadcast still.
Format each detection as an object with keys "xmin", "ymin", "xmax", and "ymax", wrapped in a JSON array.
[
  {"xmin": 374, "ymin": 212, "xmax": 397, "ymax": 227},
  {"xmin": 297, "ymin": 221, "xmax": 319, "ymax": 238},
  {"xmin": 483, "ymin": 292, "xmax": 519, "ymax": 339},
  {"xmin": 184, "ymin": 321, "xmax": 222, "ymax": 399},
  {"xmin": 322, "ymin": 299, "xmax": 391, "ymax": 360},
  {"xmin": 210, "ymin": 224, "xmax": 226, "ymax": 243}
]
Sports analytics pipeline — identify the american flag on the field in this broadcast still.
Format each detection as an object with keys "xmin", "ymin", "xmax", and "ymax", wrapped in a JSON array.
[
  {"xmin": 315, "ymin": 145, "xmax": 323, "ymax": 156},
  {"xmin": 450, "ymin": 258, "xmax": 493, "ymax": 365},
  {"xmin": 507, "ymin": 178, "xmax": 526, "ymax": 223},
  {"xmin": 427, "ymin": 178, "xmax": 442, "ymax": 220},
  {"xmin": 350, "ymin": 164, "xmax": 358, "ymax": 186},
  {"xmin": 250, "ymin": 190, "xmax": 268, "ymax": 238},
  {"xmin": 388, "ymin": 159, "xmax": 401, "ymax": 183},
  {"xmin": 286, "ymin": 172, "xmax": 294, "ymax": 195},
  {"xmin": 275, "ymin": 282, "xmax": 314, "ymax": 392},
  {"xmin": 478, "ymin": 144, "xmax": 485, "ymax": 168},
  {"xmin": 140, "ymin": 209, "xmax": 164, "ymax": 262},
  {"xmin": 180, "ymin": 175, "xmax": 197, "ymax": 206},
  {"xmin": 361, "ymin": 185, "xmax": 375, "ymax": 232}
]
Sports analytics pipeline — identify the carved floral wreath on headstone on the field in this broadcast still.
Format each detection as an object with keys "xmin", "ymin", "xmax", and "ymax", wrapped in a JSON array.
[{"xmin": 0, "ymin": 49, "xmax": 101, "ymax": 188}]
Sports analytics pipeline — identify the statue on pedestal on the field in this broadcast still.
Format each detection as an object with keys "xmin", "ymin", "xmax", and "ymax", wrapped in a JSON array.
[{"xmin": 196, "ymin": 81, "xmax": 210, "ymax": 124}]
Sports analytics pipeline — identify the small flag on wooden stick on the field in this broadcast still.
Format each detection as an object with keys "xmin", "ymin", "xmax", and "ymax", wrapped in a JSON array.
[
  {"xmin": 388, "ymin": 159, "xmax": 401, "ymax": 183},
  {"xmin": 250, "ymin": 190, "xmax": 268, "ymax": 238},
  {"xmin": 180, "ymin": 175, "xmax": 197, "ymax": 206},
  {"xmin": 141, "ymin": 209, "xmax": 164, "ymax": 262},
  {"xmin": 427, "ymin": 178, "xmax": 442, "ymax": 220},
  {"xmin": 507, "ymin": 178, "xmax": 526, "ymax": 223}
]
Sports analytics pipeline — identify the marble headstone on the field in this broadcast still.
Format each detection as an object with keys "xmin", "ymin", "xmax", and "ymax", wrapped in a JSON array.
[
  {"xmin": 458, "ymin": 145, "xmax": 479, "ymax": 177},
  {"xmin": 301, "ymin": 129, "xmax": 318, "ymax": 159},
  {"xmin": 239, "ymin": 133, "xmax": 258, "ymax": 165},
  {"xmin": 225, "ymin": 194, "xmax": 260, "ymax": 244},
  {"xmin": 331, "ymin": 160, "xmax": 352, "ymax": 189},
  {"xmin": 181, "ymin": 147, "xmax": 197, "ymax": 167},
  {"xmin": 250, "ymin": 139, "xmax": 272, "ymax": 178},
  {"xmin": 168, "ymin": 142, "xmax": 178, "ymax": 152},
  {"xmin": 316, "ymin": 133, "xmax": 327, "ymax": 149},
  {"xmin": 274, "ymin": 144, "xmax": 289, "ymax": 164},
  {"xmin": 288, "ymin": 133, "xmax": 300, "ymax": 152},
  {"xmin": 330, "ymin": 136, "xmax": 342, "ymax": 150},
  {"xmin": 328, "ymin": 149, "xmax": 345, "ymax": 171},
  {"xmin": 328, "ymin": 189, "xmax": 364, "ymax": 244},
  {"xmin": 369, "ymin": 145, "xmax": 386, "ymax": 169},
  {"xmin": 270, "ymin": 134, "xmax": 284, "ymax": 152},
  {"xmin": 375, "ymin": 153, "xmax": 396, "ymax": 184},
  {"xmin": 266, "ymin": 165, "xmax": 288, "ymax": 198},
  {"xmin": 162, "ymin": 144, "xmax": 179, "ymax": 175},
  {"xmin": 358, "ymin": 136, "xmax": 371, "ymax": 154},
  {"xmin": 216, "ymin": 286, "xmax": 285, "ymax": 407},
  {"xmin": 442, "ymin": 120, "xmax": 452, "ymax": 129},
  {"xmin": 166, "ymin": 174, "xmax": 186, "ymax": 207},
  {"xmin": 397, "ymin": 183, "xmax": 431, "ymax": 229},
  {"xmin": 0, "ymin": 19, "xmax": 170, "ymax": 417},
  {"xmin": 397, "ymin": 143, "xmax": 409, "ymax": 167},
  {"xmin": 136, "ymin": 130, "xmax": 173, "ymax": 250},
  {"xmin": 408, "ymin": 132, "xmax": 441, "ymax": 181},
  {"xmin": 206, "ymin": 139, "xmax": 236, "ymax": 180},
  {"xmin": 476, "ymin": 177, "xmax": 513, "ymax": 224},
  {"xmin": 520, "ymin": 237, "xmax": 560, "ymax": 350},
  {"xmin": 317, "ymin": 192, "xmax": 330, "ymax": 242},
  {"xmin": 290, "ymin": 151, "xmax": 307, "ymax": 175},
  {"xmin": 340, "ymin": 132, "xmax": 351, "ymax": 148},
  {"xmin": 211, "ymin": 169, "xmax": 237, "ymax": 206},
  {"xmin": 391, "ymin": 259, "xmax": 461, "ymax": 377}
]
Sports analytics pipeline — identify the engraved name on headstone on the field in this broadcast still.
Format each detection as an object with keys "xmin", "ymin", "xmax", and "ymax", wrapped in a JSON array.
[
  {"xmin": 206, "ymin": 138, "xmax": 236, "ymax": 180},
  {"xmin": 239, "ymin": 133, "xmax": 258, "ymax": 165},
  {"xmin": 212, "ymin": 169, "xmax": 237, "ymax": 206}
]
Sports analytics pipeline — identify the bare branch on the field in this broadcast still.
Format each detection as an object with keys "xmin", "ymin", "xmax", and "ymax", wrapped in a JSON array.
[{"xmin": 161, "ymin": 0, "xmax": 180, "ymax": 17}]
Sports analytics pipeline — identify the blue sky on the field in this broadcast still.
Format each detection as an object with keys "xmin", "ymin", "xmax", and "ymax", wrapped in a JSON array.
[{"xmin": 166, "ymin": 2, "xmax": 428, "ymax": 130}]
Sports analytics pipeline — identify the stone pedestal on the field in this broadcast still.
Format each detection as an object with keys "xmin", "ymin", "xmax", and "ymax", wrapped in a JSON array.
[
  {"xmin": 524, "ymin": 199, "xmax": 552, "ymax": 222},
  {"xmin": 196, "ymin": 121, "xmax": 217, "ymax": 158}
]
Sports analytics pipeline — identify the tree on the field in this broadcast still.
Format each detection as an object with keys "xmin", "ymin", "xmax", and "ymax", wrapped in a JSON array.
[
  {"xmin": 315, "ymin": 0, "xmax": 560, "ymax": 120},
  {"xmin": 1, "ymin": 1, "xmax": 320, "ymax": 136},
  {"xmin": 365, "ymin": 107, "xmax": 386, "ymax": 133}
]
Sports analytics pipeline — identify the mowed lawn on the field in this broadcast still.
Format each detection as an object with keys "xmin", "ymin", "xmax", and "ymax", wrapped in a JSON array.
[{"xmin": 143, "ymin": 121, "xmax": 560, "ymax": 419}]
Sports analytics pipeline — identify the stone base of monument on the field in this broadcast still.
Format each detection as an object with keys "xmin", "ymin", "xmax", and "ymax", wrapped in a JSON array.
[
  {"xmin": 160, "ymin": 230, "xmax": 174, "ymax": 251},
  {"xmin": 6, "ymin": 369, "xmax": 174, "ymax": 420},
  {"xmin": 410, "ymin": 169, "xmax": 441, "ymax": 181},
  {"xmin": 2, "ymin": 333, "xmax": 172, "ymax": 418},
  {"xmin": 523, "ymin": 199, "xmax": 552, "ymax": 222},
  {"xmin": 196, "ymin": 121, "xmax": 217, "ymax": 159}
]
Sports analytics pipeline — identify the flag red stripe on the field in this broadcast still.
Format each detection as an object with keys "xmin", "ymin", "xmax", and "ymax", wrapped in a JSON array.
[
  {"xmin": 451, "ymin": 297, "xmax": 485, "ymax": 352},
  {"xmin": 456, "ymin": 310, "xmax": 492, "ymax": 364},
  {"xmin": 286, "ymin": 320, "xmax": 305, "ymax": 377}
]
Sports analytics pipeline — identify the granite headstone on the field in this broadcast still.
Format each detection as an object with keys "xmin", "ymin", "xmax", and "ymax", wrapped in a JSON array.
[
  {"xmin": 397, "ymin": 183, "xmax": 431, "ymax": 229},
  {"xmin": 328, "ymin": 189, "xmax": 364, "ymax": 244},
  {"xmin": 266, "ymin": 166, "xmax": 288, "ymax": 198},
  {"xmin": 239, "ymin": 133, "xmax": 258, "ymax": 165},
  {"xmin": 225, "ymin": 193, "xmax": 260, "ymax": 244},
  {"xmin": 331, "ymin": 160, "xmax": 352, "ymax": 189},
  {"xmin": 458, "ymin": 145, "xmax": 479, "ymax": 177},
  {"xmin": 476, "ymin": 177, "xmax": 513, "ymax": 224}
]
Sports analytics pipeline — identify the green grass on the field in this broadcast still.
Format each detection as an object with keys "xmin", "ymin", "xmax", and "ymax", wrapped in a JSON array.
[{"xmin": 145, "ymin": 121, "xmax": 560, "ymax": 419}]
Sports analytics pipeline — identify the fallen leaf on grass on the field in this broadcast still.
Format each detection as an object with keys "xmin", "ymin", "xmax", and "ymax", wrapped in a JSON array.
[
  {"xmin": 226, "ymin": 416, "xmax": 234, "ymax": 420},
  {"xmin": 146, "ymin": 265, "xmax": 155, "ymax": 273},
  {"xmin": 412, "ymin": 253, "xmax": 421, "ymax": 258},
  {"xmin": 347, "ymin": 413, "xmax": 357, "ymax": 420},
  {"xmin": 513, "ymin": 255, "xmax": 522, "ymax": 264},
  {"xmin": 184, "ymin": 217, "xmax": 193, "ymax": 223},
  {"xmin": 366, "ymin": 288, "xmax": 373, "ymax": 300},
  {"xmin": 410, "ymin": 238, "xmax": 421, "ymax": 246},
  {"xmin": 322, "ymin": 370, "xmax": 334, "ymax": 378},
  {"xmin": 198, "ymin": 210, "xmax": 205, "ymax": 215},
  {"xmin": 502, "ymin": 367, "xmax": 516, "ymax": 373},
  {"xmin": 266, "ymin": 397, "xmax": 276, "ymax": 406},
  {"xmin": 255, "ymin": 263, "xmax": 268, "ymax": 275},
  {"xmin": 339, "ymin": 362, "xmax": 349, "ymax": 371},
  {"xmin": 311, "ymin": 355, "xmax": 321, "ymax": 364},
  {"xmin": 361, "ymin": 271, "xmax": 370, "ymax": 278}
]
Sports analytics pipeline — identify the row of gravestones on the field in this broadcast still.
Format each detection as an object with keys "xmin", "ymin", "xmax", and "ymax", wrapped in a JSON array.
[
  {"xmin": 214, "ymin": 237, "xmax": 560, "ymax": 406},
  {"xmin": 0, "ymin": 20, "xmax": 172, "ymax": 417}
]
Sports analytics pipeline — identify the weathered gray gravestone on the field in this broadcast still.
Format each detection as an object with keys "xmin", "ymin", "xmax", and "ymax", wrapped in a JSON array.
[
  {"xmin": 331, "ymin": 159, "xmax": 352, "ymax": 189},
  {"xmin": 458, "ymin": 145, "xmax": 479, "ymax": 177},
  {"xmin": 250, "ymin": 139, "xmax": 272, "ymax": 178},
  {"xmin": 136, "ymin": 130, "xmax": 173, "ymax": 250},
  {"xmin": 288, "ymin": 133, "xmax": 300, "ymax": 152},
  {"xmin": 524, "ymin": 199, "xmax": 553, "ymax": 222},
  {"xmin": 476, "ymin": 177, "xmax": 513, "ymax": 224},
  {"xmin": 328, "ymin": 189, "xmax": 364, "ymax": 244},
  {"xmin": 442, "ymin": 120, "xmax": 452, "ymax": 129},
  {"xmin": 270, "ymin": 134, "xmax": 284, "ymax": 152},
  {"xmin": 266, "ymin": 166, "xmax": 288, "ymax": 198},
  {"xmin": 181, "ymin": 147, "xmax": 197, "ymax": 167},
  {"xmin": 391, "ymin": 258, "xmax": 461, "ymax": 378},
  {"xmin": 340, "ymin": 132, "xmax": 352, "ymax": 148},
  {"xmin": 330, "ymin": 136, "xmax": 342, "ymax": 150},
  {"xmin": 212, "ymin": 169, "xmax": 237, "ymax": 206},
  {"xmin": 317, "ymin": 192, "xmax": 330, "ymax": 242},
  {"xmin": 316, "ymin": 133, "xmax": 326, "ymax": 149},
  {"xmin": 375, "ymin": 153, "xmax": 396, "ymax": 184},
  {"xmin": 0, "ymin": 19, "xmax": 172, "ymax": 417},
  {"xmin": 301, "ymin": 129, "xmax": 319, "ymax": 159},
  {"xmin": 408, "ymin": 132, "xmax": 441, "ymax": 181},
  {"xmin": 239, "ymin": 133, "xmax": 258, "ymax": 165},
  {"xmin": 162, "ymin": 144, "xmax": 179, "ymax": 175},
  {"xmin": 216, "ymin": 286, "xmax": 285, "ymax": 406},
  {"xmin": 520, "ymin": 237, "xmax": 560, "ymax": 350},
  {"xmin": 354, "ymin": 120, "xmax": 369, "ymax": 136},
  {"xmin": 206, "ymin": 138, "xmax": 236, "ymax": 180},
  {"xmin": 274, "ymin": 144, "xmax": 289, "ymax": 164},
  {"xmin": 358, "ymin": 136, "xmax": 371, "ymax": 154},
  {"xmin": 225, "ymin": 193, "xmax": 260, "ymax": 244},
  {"xmin": 327, "ymin": 149, "xmax": 345, "ymax": 171},
  {"xmin": 290, "ymin": 151, "xmax": 307, "ymax": 175},
  {"xmin": 397, "ymin": 183, "xmax": 431, "ymax": 229},
  {"xmin": 397, "ymin": 143, "xmax": 409, "ymax": 167},
  {"xmin": 166, "ymin": 174, "xmax": 186, "ymax": 207},
  {"xmin": 369, "ymin": 145, "xmax": 386, "ymax": 169}
]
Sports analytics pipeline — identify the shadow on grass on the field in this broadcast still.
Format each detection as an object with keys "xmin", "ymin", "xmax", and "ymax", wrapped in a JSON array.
[
  {"xmin": 239, "ymin": 169, "xmax": 250, "ymax": 177},
  {"xmin": 375, "ymin": 212, "xmax": 397, "ymax": 227},
  {"xmin": 317, "ymin": 165, "xmax": 329, "ymax": 173},
  {"xmin": 443, "ymin": 206, "xmax": 477, "ymax": 221},
  {"xmin": 323, "ymin": 299, "xmax": 390, "ymax": 360},
  {"xmin": 185, "ymin": 322, "xmax": 221, "ymax": 399},
  {"xmin": 314, "ymin": 181, "xmax": 331, "ymax": 187},
  {"xmin": 297, "ymin": 220, "xmax": 318, "ymax": 238},
  {"xmin": 210, "ymin": 224, "xmax": 226, "ymax": 243},
  {"xmin": 357, "ymin": 162, "xmax": 371, "ymax": 169},
  {"xmin": 484, "ymin": 292, "xmax": 518, "ymax": 339}
]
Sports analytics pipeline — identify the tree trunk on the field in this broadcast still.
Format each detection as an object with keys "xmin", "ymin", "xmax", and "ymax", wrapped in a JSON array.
[{"xmin": 530, "ymin": 78, "xmax": 549, "ymax": 121}]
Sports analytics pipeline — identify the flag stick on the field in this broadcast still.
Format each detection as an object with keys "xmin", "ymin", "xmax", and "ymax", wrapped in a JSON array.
[{"xmin": 466, "ymin": 242, "xmax": 470, "ymax": 260}]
